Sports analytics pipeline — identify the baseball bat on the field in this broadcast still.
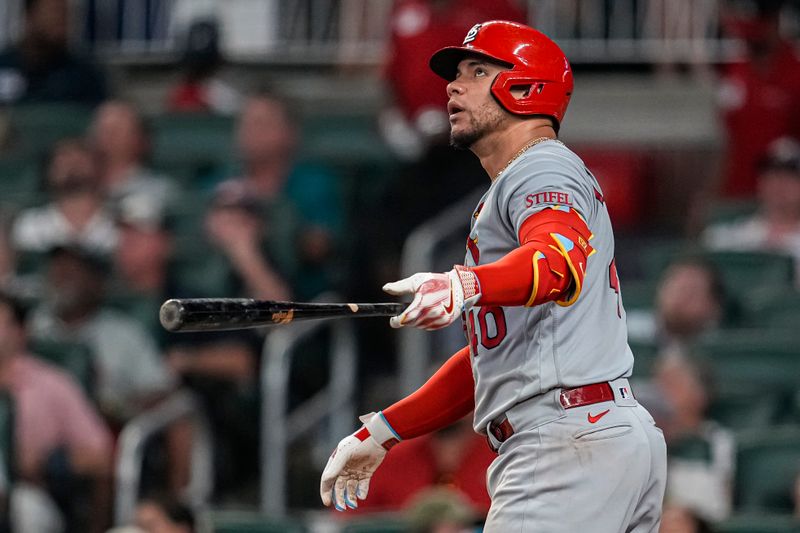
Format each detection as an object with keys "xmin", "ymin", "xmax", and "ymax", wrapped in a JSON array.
[{"xmin": 160, "ymin": 298, "xmax": 407, "ymax": 332}]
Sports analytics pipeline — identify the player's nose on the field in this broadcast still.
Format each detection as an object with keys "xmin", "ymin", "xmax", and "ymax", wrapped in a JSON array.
[{"xmin": 447, "ymin": 80, "xmax": 464, "ymax": 97}]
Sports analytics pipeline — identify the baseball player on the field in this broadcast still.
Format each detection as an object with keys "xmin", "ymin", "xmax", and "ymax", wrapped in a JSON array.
[{"xmin": 320, "ymin": 20, "xmax": 667, "ymax": 532}]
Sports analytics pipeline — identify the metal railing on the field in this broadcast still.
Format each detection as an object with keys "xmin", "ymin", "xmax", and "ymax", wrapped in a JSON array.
[
  {"xmin": 260, "ymin": 294, "xmax": 357, "ymax": 515},
  {"xmin": 114, "ymin": 388, "xmax": 214, "ymax": 526},
  {"xmin": 398, "ymin": 189, "xmax": 483, "ymax": 395},
  {"xmin": 3, "ymin": 0, "xmax": 797, "ymax": 65}
]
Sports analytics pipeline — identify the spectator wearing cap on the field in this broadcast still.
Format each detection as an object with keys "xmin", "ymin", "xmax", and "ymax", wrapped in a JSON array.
[
  {"xmin": 88, "ymin": 100, "xmax": 180, "ymax": 209},
  {"xmin": 0, "ymin": 291, "xmax": 112, "ymax": 533},
  {"xmin": 28, "ymin": 244, "xmax": 197, "ymax": 499},
  {"xmin": 702, "ymin": 137, "xmax": 800, "ymax": 283},
  {"xmin": 28, "ymin": 245, "xmax": 176, "ymax": 427},
  {"xmin": 112, "ymin": 192, "xmax": 262, "ymax": 498},
  {"xmin": 11, "ymin": 138, "xmax": 117, "ymax": 256},
  {"xmin": 0, "ymin": 0, "xmax": 108, "ymax": 104},
  {"xmin": 165, "ymin": 19, "xmax": 242, "ymax": 115}
]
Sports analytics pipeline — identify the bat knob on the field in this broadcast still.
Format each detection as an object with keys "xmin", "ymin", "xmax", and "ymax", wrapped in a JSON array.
[{"xmin": 160, "ymin": 299, "xmax": 185, "ymax": 332}]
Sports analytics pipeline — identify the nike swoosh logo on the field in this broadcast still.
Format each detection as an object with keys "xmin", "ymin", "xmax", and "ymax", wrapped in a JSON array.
[
  {"xmin": 443, "ymin": 292, "xmax": 455, "ymax": 314},
  {"xmin": 587, "ymin": 409, "xmax": 610, "ymax": 424}
]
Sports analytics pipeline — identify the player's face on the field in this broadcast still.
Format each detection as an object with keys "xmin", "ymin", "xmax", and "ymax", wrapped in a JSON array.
[{"xmin": 446, "ymin": 58, "xmax": 511, "ymax": 149}]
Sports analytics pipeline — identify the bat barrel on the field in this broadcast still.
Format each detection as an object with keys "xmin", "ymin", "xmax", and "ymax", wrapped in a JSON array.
[{"xmin": 160, "ymin": 298, "xmax": 406, "ymax": 332}]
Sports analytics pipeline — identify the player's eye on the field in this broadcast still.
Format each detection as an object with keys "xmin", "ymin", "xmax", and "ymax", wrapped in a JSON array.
[{"xmin": 475, "ymin": 67, "xmax": 486, "ymax": 77}]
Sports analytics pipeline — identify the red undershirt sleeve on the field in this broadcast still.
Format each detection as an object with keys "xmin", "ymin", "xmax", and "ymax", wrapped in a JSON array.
[
  {"xmin": 381, "ymin": 346, "xmax": 474, "ymax": 439},
  {"xmin": 470, "ymin": 207, "xmax": 594, "ymax": 307}
]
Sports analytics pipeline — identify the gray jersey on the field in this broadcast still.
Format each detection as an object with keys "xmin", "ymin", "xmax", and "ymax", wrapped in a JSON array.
[{"xmin": 464, "ymin": 140, "xmax": 634, "ymax": 433}]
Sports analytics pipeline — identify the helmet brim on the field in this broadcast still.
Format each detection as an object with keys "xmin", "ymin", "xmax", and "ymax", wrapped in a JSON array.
[{"xmin": 429, "ymin": 46, "xmax": 514, "ymax": 81}]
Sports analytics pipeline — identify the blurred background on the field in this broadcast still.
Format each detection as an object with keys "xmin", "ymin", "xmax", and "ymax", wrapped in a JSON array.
[{"xmin": 0, "ymin": 0, "xmax": 800, "ymax": 532}]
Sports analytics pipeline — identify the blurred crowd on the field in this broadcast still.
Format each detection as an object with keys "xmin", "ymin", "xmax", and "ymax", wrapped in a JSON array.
[{"xmin": 0, "ymin": 0, "xmax": 798, "ymax": 532}]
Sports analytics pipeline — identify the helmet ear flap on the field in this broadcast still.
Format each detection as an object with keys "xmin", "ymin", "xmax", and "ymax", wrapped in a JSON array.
[{"xmin": 491, "ymin": 71, "xmax": 571, "ymax": 124}]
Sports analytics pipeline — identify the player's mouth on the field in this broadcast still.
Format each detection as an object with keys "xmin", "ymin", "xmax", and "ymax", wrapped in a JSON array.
[{"xmin": 447, "ymin": 102, "xmax": 464, "ymax": 118}]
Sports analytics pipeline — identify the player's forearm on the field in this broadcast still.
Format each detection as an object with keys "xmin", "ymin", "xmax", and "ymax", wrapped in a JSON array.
[
  {"xmin": 381, "ymin": 346, "xmax": 474, "ymax": 439},
  {"xmin": 470, "ymin": 207, "xmax": 594, "ymax": 307},
  {"xmin": 471, "ymin": 241, "xmax": 572, "ymax": 306}
]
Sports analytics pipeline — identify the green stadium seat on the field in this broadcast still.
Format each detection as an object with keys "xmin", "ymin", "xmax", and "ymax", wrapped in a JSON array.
[
  {"xmin": 639, "ymin": 247, "xmax": 795, "ymax": 297},
  {"xmin": 741, "ymin": 288, "xmax": 800, "ymax": 330},
  {"xmin": 0, "ymin": 155, "xmax": 41, "ymax": 206},
  {"xmin": 708, "ymin": 389, "xmax": 782, "ymax": 430},
  {"xmin": 693, "ymin": 330, "xmax": 800, "ymax": 395},
  {"xmin": 628, "ymin": 338, "xmax": 660, "ymax": 379},
  {"xmin": 340, "ymin": 516, "xmax": 408, "ymax": 533},
  {"xmin": 705, "ymin": 200, "xmax": 758, "ymax": 226},
  {"xmin": 638, "ymin": 239, "xmax": 694, "ymax": 281},
  {"xmin": 714, "ymin": 513, "xmax": 799, "ymax": 533},
  {"xmin": 705, "ymin": 250, "xmax": 795, "ymax": 294},
  {"xmin": 734, "ymin": 427, "xmax": 800, "ymax": 513},
  {"xmin": 30, "ymin": 339, "xmax": 95, "ymax": 398},
  {"xmin": 0, "ymin": 391, "xmax": 14, "ymax": 477},
  {"xmin": 0, "ymin": 392, "xmax": 13, "ymax": 533},
  {"xmin": 6, "ymin": 103, "xmax": 94, "ymax": 157},
  {"xmin": 621, "ymin": 279, "xmax": 658, "ymax": 312},
  {"xmin": 207, "ymin": 511, "xmax": 307, "ymax": 533},
  {"xmin": 299, "ymin": 114, "xmax": 394, "ymax": 169},
  {"xmin": 150, "ymin": 114, "xmax": 234, "ymax": 181}
]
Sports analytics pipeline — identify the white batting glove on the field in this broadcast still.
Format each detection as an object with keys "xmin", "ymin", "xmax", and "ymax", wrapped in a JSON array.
[
  {"xmin": 320, "ymin": 412, "xmax": 400, "ymax": 511},
  {"xmin": 382, "ymin": 265, "xmax": 481, "ymax": 330}
]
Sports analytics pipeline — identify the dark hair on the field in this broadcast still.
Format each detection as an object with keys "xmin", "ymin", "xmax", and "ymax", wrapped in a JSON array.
[{"xmin": 0, "ymin": 290, "xmax": 28, "ymax": 326}]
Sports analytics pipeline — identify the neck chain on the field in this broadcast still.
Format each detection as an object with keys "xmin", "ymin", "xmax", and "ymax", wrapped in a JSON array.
[{"xmin": 493, "ymin": 136, "xmax": 562, "ymax": 181}]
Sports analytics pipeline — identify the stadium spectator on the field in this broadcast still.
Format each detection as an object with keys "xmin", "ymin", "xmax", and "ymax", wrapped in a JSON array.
[
  {"xmin": 349, "ymin": 416, "xmax": 495, "ymax": 516},
  {"xmin": 0, "ymin": 291, "xmax": 112, "ymax": 533},
  {"xmin": 28, "ymin": 245, "xmax": 175, "ymax": 426},
  {"xmin": 651, "ymin": 352, "xmax": 735, "ymax": 523},
  {"xmin": 29, "ymin": 245, "xmax": 198, "ymax": 496},
  {"xmin": 166, "ymin": 19, "xmax": 242, "ymax": 115},
  {"xmin": 714, "ymin": 0, "xmax": 800, "ymax": 198},
  {"xmin": 11, "ymin": 138, "xmax": 117, "ymax": 255},
  {"xmin": 0, "ymin": 0, "xmax": 108, "ymax": 104},
  {"xmin": 133, "ymin": 494, "xmax": 195, "ymax": 533},
  {"xmin": 208, "ymin": 91, "xmax": 343, "ymax": 299},
  {"xmin": 88, "ymin": 100, "xmax": 179, "ymax": 208},
  {"xmin": 627, "ymin": 256, "xmax": 726, "ymax": 351},
  {"xmin": 111, "ymin": 191, "xmax": 262, "ymax": 497},
  {"xmin": 703, "ymin": 137, "xmax": 800, "ymax": 282},
  {"xmin": 204, "ymin": 180, "xmax": 294, "ymax": 301}
]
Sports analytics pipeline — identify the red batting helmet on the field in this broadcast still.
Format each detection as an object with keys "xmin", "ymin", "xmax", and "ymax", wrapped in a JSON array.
[{"xmin": 429, "ymin": 20, "xmax": 573, "ymax": 128}]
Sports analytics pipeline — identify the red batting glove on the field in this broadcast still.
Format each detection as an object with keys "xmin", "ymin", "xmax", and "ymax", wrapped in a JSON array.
[{"xmin": 382, "ymin": 265, "xmax": 481, "ymax": 330}]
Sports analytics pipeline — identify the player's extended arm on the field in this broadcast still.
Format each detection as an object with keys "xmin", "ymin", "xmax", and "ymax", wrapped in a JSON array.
[
  {"xmin": 320, "ymin": 346, "xmax": 473, "ymax": 510},
  {"xmin": 384, "ymin": 207, "xmax": 594, "ymax": 329}
]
